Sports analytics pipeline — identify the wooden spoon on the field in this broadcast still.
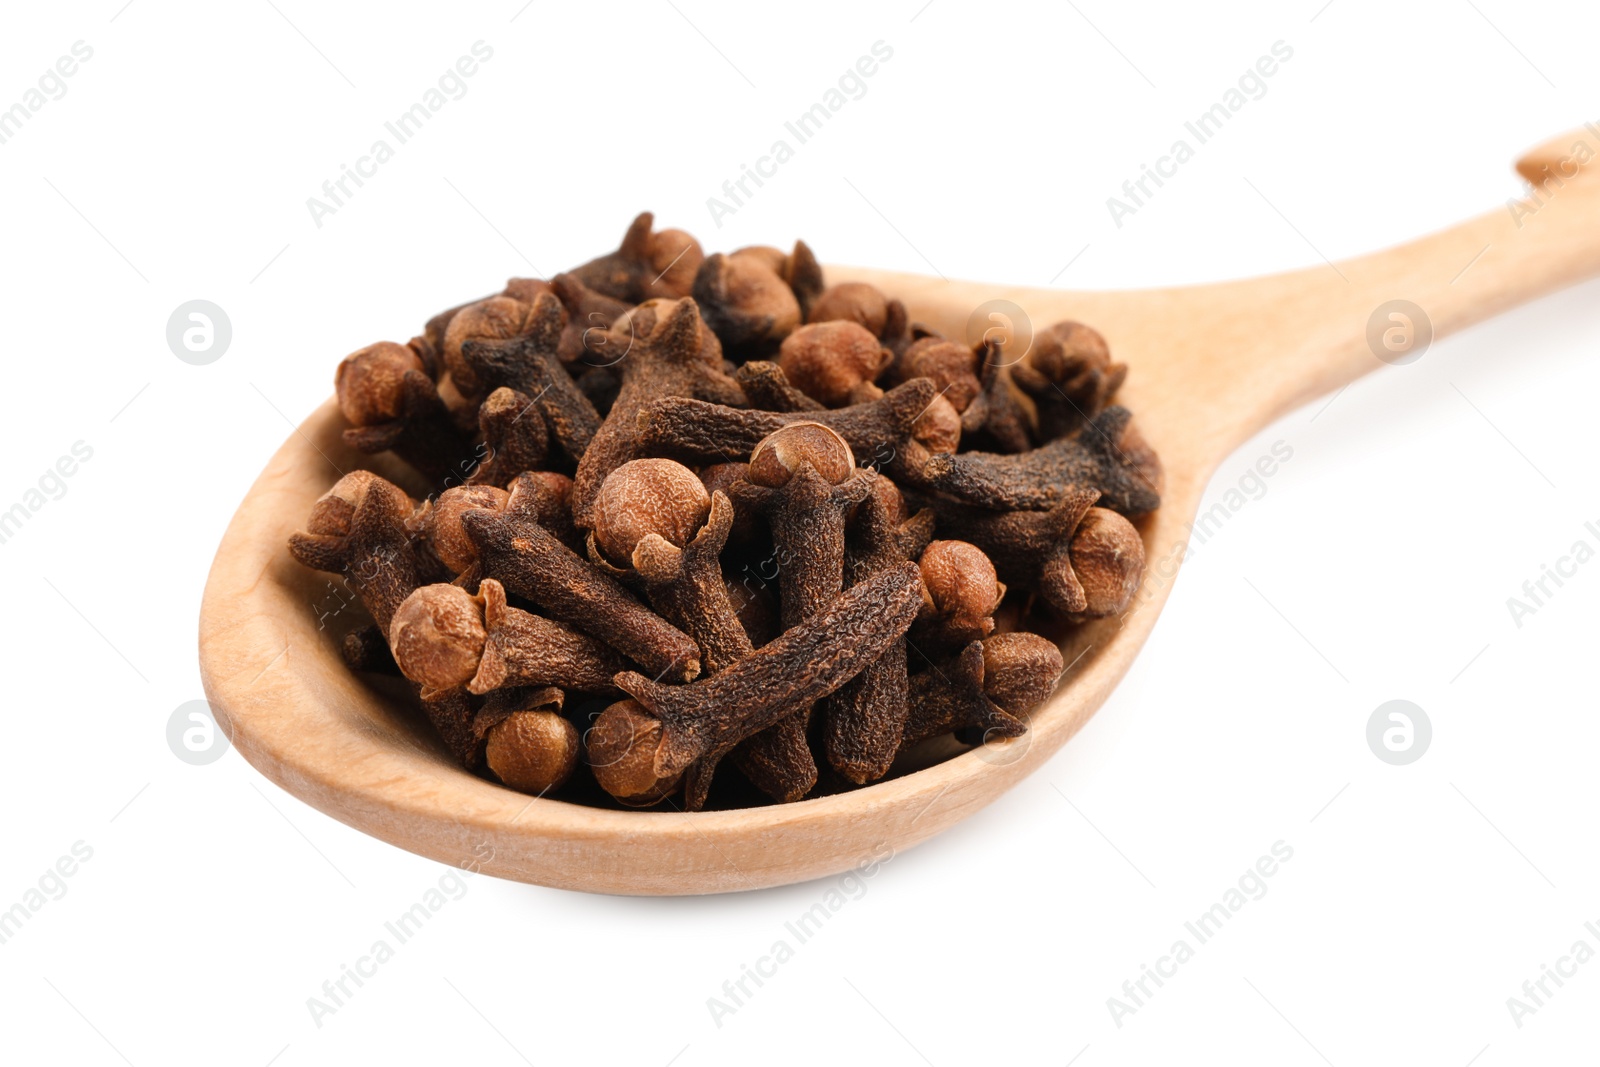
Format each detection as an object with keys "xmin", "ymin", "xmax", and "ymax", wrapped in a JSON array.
[{"xmin": 199, "ymin": 127, "xmax": 1600, "ymax": 895}]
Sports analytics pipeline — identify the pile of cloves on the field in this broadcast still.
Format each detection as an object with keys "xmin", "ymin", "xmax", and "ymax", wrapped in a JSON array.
[{"xmin": 288, "ymin": 213, "xmax": 1162, "ymax": 811}]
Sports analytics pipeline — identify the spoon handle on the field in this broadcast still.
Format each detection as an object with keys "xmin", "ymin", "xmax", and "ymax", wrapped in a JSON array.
[{"xmin": 1183, "ymin": 125, "xmax": 1600, "ymax": 457}]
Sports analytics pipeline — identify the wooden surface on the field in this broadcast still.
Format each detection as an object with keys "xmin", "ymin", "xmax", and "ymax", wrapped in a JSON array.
[{"xmin": 199, "ymin": 128, "xmax": 1600, "ymax": 895}]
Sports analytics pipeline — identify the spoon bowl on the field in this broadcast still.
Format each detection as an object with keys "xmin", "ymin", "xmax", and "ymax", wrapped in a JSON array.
[{"xmin": 199, "ymin": 129, "xmax": 1600, "ymax": 894}]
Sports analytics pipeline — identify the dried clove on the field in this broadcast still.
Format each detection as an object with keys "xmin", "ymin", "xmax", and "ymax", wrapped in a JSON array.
[
  {"xmin": 336, "ymin": 343, "xmax": 469, "ymax": 483},
  {"xmin": 691, "ymin": 251, "xmax": 800, "ymax": 358},
  {"xmin": 341, "ymin": 623, "xmax": 398, "ymax": 675},
  {"xmin": 776, "ymin": 321, "xmax": 893, "ymax": 407},
  {"xmin": 587, "ymin": 698, "xmax": 684, "ymax": 807},
  {"xmin": 287, "ymin": 471, "xmax": 482, "ymax": 767},
  {"xmin": 288, "ymin": 471, "xmax": 422, "ymax": 634},
  {"xmin": 823, "ymin": 476, "xmax": 934, "ymax": 784},
  {"xmin": 726, "ymin": 423, "xmax": 873, "ymax": 801},
  {"xmin": 476, "ymin": 687, "xmax": 581, "ymax": 795},
  {"xmin": 900, "ymin": 632, "xmax": 1063, "ymax": 750},
  {"xmin": 808, "ymin": 281, "xmax": 908, "ymax": 346},
  {"xmin": 458, "ymin": 291, "xmax": 602, "ymax": 462},
  {"xmin": 732, "ymin": 361, "xmax": 824, "ymax": 413},
  {"xmin": 599, "ymin": 561, "xmax": 924, "ymax": 810},
  {"xmin": 467, "ymin": 387, "xmax": 548, "ymax": 488},
  {"xmin": 389, "ymin": 579, "xmax": 629, "ymax": 698},
  {"xmin": 637, "ymin": 376, "xmax": 950, "ymax": 484},
  {"xmin": 912, "ymin": 539, "xmax": 1005, "ymax": 656},
  {"xmin": 568, "ymin": 212, "xmax": 704, "ymax": 302},
  {"xmin": 570, "ymin": 297, "xmax": 744, "ymax": 528},
  {"xmin": 414, "ymin": 484, "xmax": 507, "ymax": 577},
  {"xmin": 919, "ymin": 405, "xmax": 1162, "ymax": 515},
  {"xmin": 1010, "ymin": 321, "xmax": 1127, "ymax": 441},
  {"xmin": 460, "ymin": 472, "xmax": 702, "ymax": 682},
  {"xmin": 925, "ymin": 488, "xmax": 1145, "ymax": 618},
  {"xmin": 590, "ymin": 460, "xmax": 752, "ymax": 676},
  {"xmin": 549, "ymin": 272, "xmax": 632, "ymax": 364},
  {"xmin": 971, "ymin": 339, "xmax": 1033, "ymax": 454}
]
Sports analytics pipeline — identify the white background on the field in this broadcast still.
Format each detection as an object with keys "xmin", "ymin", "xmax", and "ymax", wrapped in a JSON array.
[{"xmin": 1, "ymin": 1, "xmax": 1597, "ymax": 1064}]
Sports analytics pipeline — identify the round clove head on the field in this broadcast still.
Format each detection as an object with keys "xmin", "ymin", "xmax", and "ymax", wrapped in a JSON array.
[
  {"xmin": 646, "ymin": 228, "xmax": 704, "ymax": 298},
  {"xmin": 912, "ymin": 393, "xmax": 963, "ymax": 456},
  {"xmin": 981, "ymin": 632, "xmax": 1065, "ymax": 713},
  {"xmin": 485, "ymin": 709, "xmax": 581, "ymax": 794},
  {"xmin": 502, "ymin": 277, "xmax": 554, "ymax": 303},
  {"xmin": 694, "ymin": 252, "xmax": 801, "ymax": 348},
  {"xmin": 335, "ymin": 342, "xmax": 428, "ymax": 427},
  {"xmin": 442, "ymin": 296, "xmax": 536, "ymax": 398},
  {"xmin": 592, "ymin": 458, "xmax": 711, "ymax": 568},
  {"xmin": 776, "ymin": 321, "xmax": 892, "ymax": 407},
  {"xmin": 730, "ymin": 245, "xmax": 786, "ymax": 273},
  {"xmin": 900, "ymin": 338, "xmax": 981, "ymax": 413},
  {"xmin": 305, "ymin": 470, "xmax": 379, "ymax": 536},
  {"xmin": 419, "ymin": 484, "xmax": 509, "ymax": 574},
  {"xmin": 746, "ymin": 422, "xmax": 855, "ymax": 487},
  {"xmin": 1069, "ymin": 507, "xmax": 1146, "ymax": 618},
  {"xmin": 1032, "ymin": 321, "xmax": 1111, "ymax": 379},
  {"xmin": 917, "ymin": 540, "xmax": 1004, "ymax": 643},
  {"xmin": 587, "ymin": 699, "xmax": 681, "ymax": 806},
  {"xmin": 809, "ymin": 281, "xmax": 891, "ymax": 336},
  {"xmin": 389, "ymin": 584, "xmax": 488, "ymax": 693}
]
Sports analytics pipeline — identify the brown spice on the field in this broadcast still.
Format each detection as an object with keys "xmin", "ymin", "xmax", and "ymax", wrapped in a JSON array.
[
  {"xmin": 823, "ymin": 476, "xmax": 935, "ymax": 784},
  {"xmin": 913, "ymin": 539, "xmax": 1005, "ymax": 655},
  {"xmin": 459, "ymin": 473, "xmax": 702, "ymax": 682},
  {"xmin": 900, "ymin": 632, "xmax": 1063, "ymax": 750},
  {"xmin": 389, "ymin": 579, "xmax": 628, "ymax": 698},
  {"xmin": 288, "ymin": 471, "xmax": 422, "ymax": 634},
  {"xmin": 467, "ymin": 388, "xmax": 548, "ymax": 488},
  {"xmin": 776, "ymin": 321, "xmax": 893, "ymax": 407},
  {"xmin": 732, "ymin": 361, "xmax": 825, "ymax": 413},
  {"xmin": 415, "ymin": 484, "xmax": 508, "ymax": 576},
  {"xmin": 336, "ymin": 343, "xmax": 469, "ymax": 484},
  {"xmin": 481, "ymin": 695, "xmax": 581, "ymax": 795},
  {"xmin": 919, "ymin": 405, "xmax": 1162, "ymax": 515},
  {"xmin": 926, "ymin": 489, "xmax": 1145, "ymax": 618},
  {"xmin": 692, "ymin": 252, "xmax": 800, "ymax": 357},
  {"xmin": 589, "ymin": 458, "xmax": 710, "ymax": 569},
  {"xmin": 591, "ymin": 461, "xmax": 752, "ymax": 676},
  {"xmin": 808, "ymin": 281, "xmax": 908, "ymax": 345},
  {"xmin": 610, "ymin": 561, "xmax": 924, "ymax": 810},
  {"xmin": 587, "ymin": 699, "xmax": 683, "ymax": 807},
  {"xmin": 568, "ymin": 212, "xmax": 705, "ymax": 302},
  {"xmin": 571, "ymin": 297, "xmax": 744, "ymax": 529},
  {"xmin": 1011, "ymin": 321, "xmax": 1127, "ymax": 441},
  {"xmin": 726, "ymin": 423, "xmax": 871, "ymax": 802},
  {"xmin": 637, "ymin": 377, "xmax": 951, "ymax": 483},
  {"xmin": 457, "ymin": 291, "xmax": 603, "ymax": 462}
]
